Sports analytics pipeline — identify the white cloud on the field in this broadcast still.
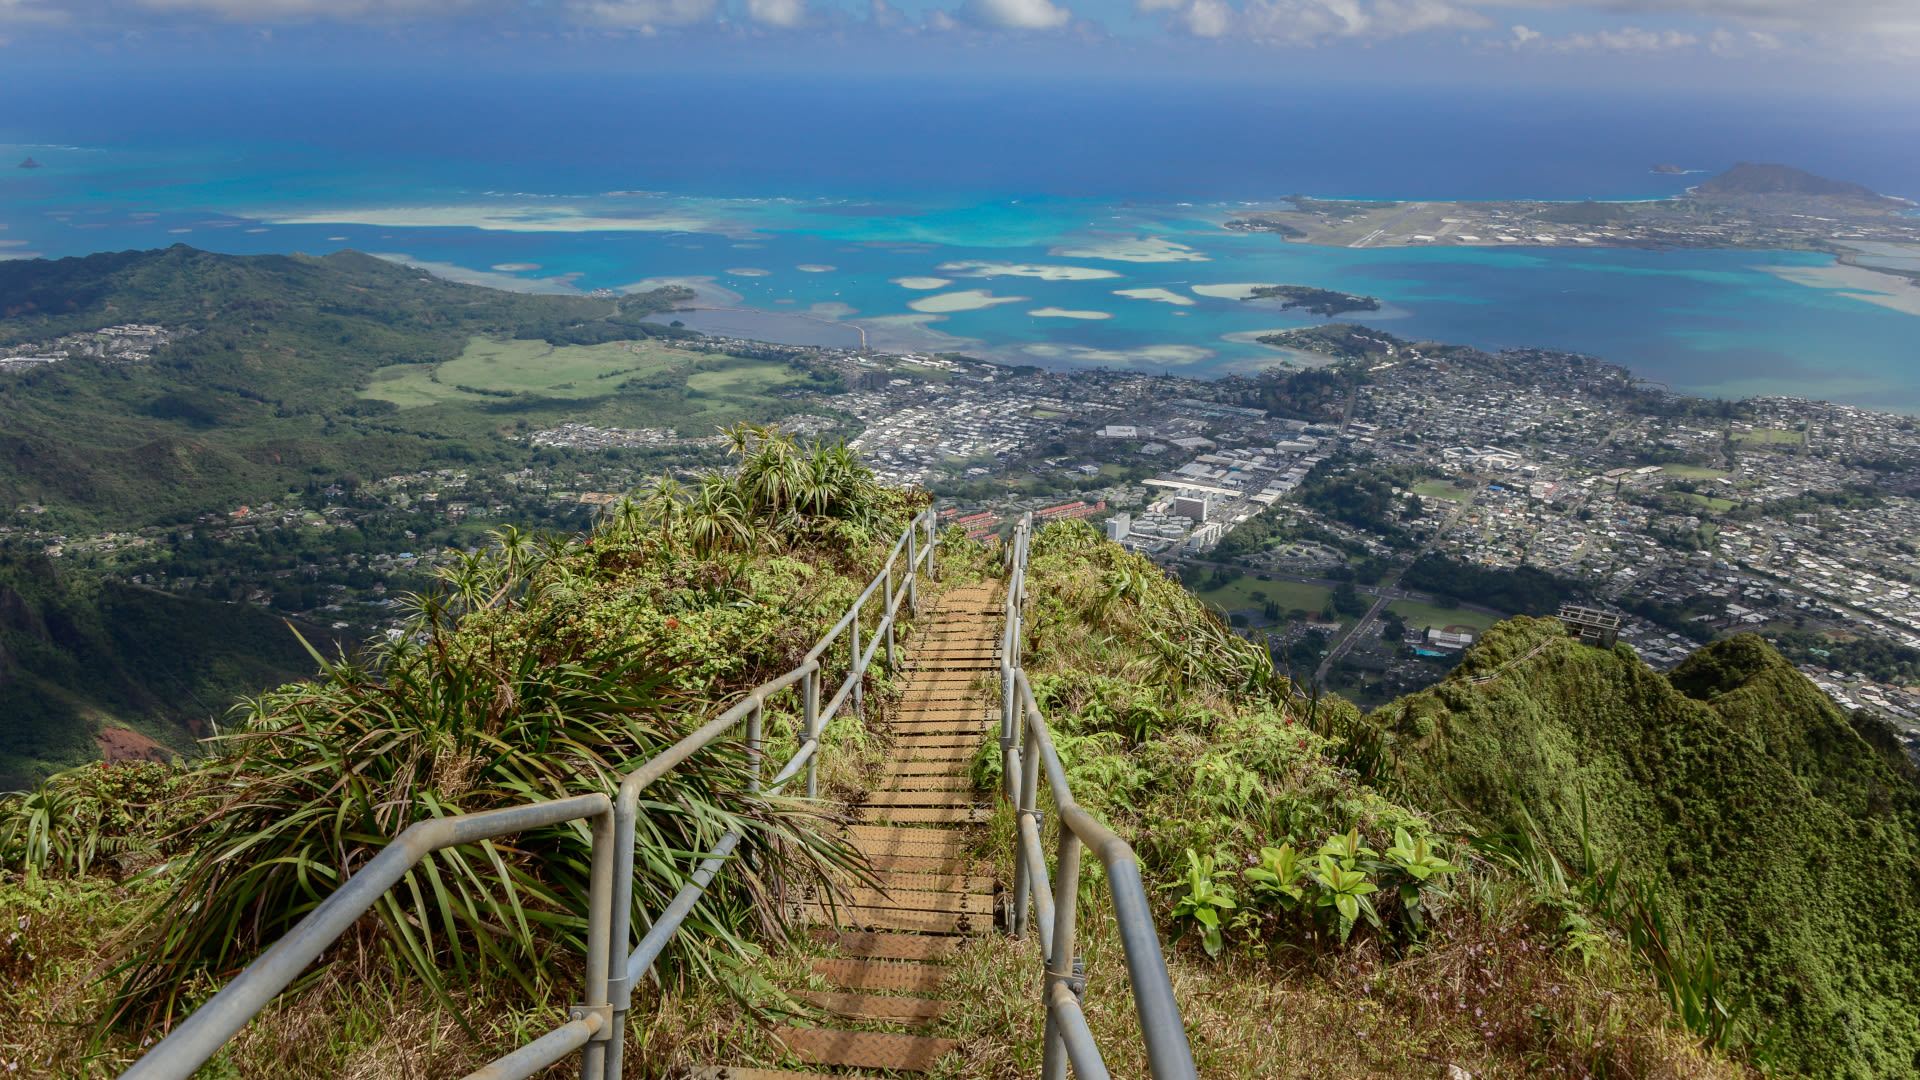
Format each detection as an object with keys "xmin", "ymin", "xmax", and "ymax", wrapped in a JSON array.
[
  {"xmin": 868, "ymin": 0, "xmax": 902, "ymax": 26},
  {"xmin": 568, "ymin": 0, "xmax": 718, "ymax": 26},
  {"xmin": 958, "ymin": 0, "xmax": 1072, "ymax": 30},
  {"xmin": 1144, "ymin": 0, "xmax": 1487, "ymax": 43},
  {"xmin": 924, "ymin": 6, "xmax": 958, "ymax": 29},
  {"xmin": 0, "ymin": 0, "xmax": 63, "ymax": 23},
  {"xmin": 1485, "ymin": 0, "xmax": 1920, "ymax": 43},
  {"xmin": 131, "ymin": 0, "xmax": 483, "ymax": 16},
  {"xmin": 1509, "ymin": 21, "xmax": 1538, "ymax": 40},
  {"xmin": 746, "ymin": 0, "xmax": 806, "ymax": 26}
]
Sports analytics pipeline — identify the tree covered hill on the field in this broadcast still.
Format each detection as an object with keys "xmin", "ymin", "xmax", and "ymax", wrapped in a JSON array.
[
  {"xmin": 0, "ymin": 246, "xmax": 697, "ymax": 526},
  {"xmin": 1389, "ymin": 617, "xmax": 1920, "ymax": 1079},
  {"xmin": 0, "ymin": 552, "xmax": 353, "ymax": 791}
]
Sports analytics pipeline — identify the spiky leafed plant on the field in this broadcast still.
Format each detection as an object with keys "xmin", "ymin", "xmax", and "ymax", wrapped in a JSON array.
[
  {"xmin": 685, "ymin": 473, "xmax": 757, "ymax": 557},
  {"xmin": 106, "ymin": 540, "xmax": 865, "ymax": 1031}
]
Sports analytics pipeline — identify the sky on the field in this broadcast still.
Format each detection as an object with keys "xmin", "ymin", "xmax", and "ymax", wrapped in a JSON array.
[{"xmin": 3, "ymin": 0, "xmax": 1919, "ymax": 93}]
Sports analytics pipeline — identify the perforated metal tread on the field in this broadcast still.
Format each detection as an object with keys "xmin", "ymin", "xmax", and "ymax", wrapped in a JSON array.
[
  {"xmin": 793, "ymin": 991, "xmax": 948, "ymax": 1022},
  {"xmin": 812, "ymin": 928, "xmax": 961, "ymax": 960},
  {"xmin": 811, "ymin": 958, "xmax": 948, "ymax": 993},
  {"xmin": 770, "ymin": 1026, "xmax": 961, "ymax": 1072},
  {"xmin": 793, "ymin": 901, "xmax": 984, "ymax": 935},
  {"xmin": 687, "ymin": 1060, "xmax": 879, "ymax": 1068}
]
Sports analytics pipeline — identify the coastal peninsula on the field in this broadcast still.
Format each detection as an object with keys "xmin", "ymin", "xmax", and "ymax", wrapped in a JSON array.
[{"xmin": 1223, "ymin": 164, "xmax": 1919, "ymax": 255}]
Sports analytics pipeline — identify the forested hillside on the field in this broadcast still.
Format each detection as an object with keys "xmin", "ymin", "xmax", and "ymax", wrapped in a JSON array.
[
  {"xmin": 0, "ymin": 246, "xmax": 696, "ymax": 526},
  {"xmin": 1390, "ymin": 618, "xmax": 1920, "ymax": 1079},
  {"xmin": 0, "ymin": 553, "xmax": 351, "ymax": 791}
]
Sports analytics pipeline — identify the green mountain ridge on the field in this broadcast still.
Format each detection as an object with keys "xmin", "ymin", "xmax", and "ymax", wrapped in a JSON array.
[
  {"xmin": 0, "ymin": 553, "xmax": 354, "ymax": 791},
  {"xmin": 1391, "ymin": 617, "xmax": 1920, "ymax": 1079},
  {"xmin": 0, "ymin": 246, "xmax": 697, "ymax": 526}
]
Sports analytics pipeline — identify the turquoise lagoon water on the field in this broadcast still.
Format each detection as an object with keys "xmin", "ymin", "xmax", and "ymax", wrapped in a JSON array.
[{"xmin": 3, "ymin": 74, "xmax": 1918, "ymax": 409}]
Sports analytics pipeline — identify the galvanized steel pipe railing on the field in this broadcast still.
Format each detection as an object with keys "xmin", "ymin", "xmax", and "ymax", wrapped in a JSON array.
[
  {"xmin": 998, "ymin": 512, "xmax": 1199, "ymax": 1080},
  {"xmin": 119, "ymin": 793, "xmax": 620, "ymax": 1080},
  {"xmin": 601, "ymin": 506, "xmax": 938, "ymax": 1080},
  {"xmin": 117, "ymin": 508, "xmax": 943, "ymax": 1080}
]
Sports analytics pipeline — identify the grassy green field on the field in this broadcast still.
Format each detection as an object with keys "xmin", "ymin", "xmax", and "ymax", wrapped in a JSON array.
[
  {"xmin": 1660, "ymin": 464, "xmax": 1732, "ymax": 480},
  {"xmin": 1390, "ymin": 599, "xmax": 1498, "ymax": 633},
  {"xmin": 684, "ymin": 361, "xmax": 802, "ymax": 405},
  {"xmin": 896, "ymin": 362, "xmax": 955, "ymax": 382},
  {"xmin": 1195, "ymin": 577, "xmax": 1333, "ymax": 617},
  {"xmin": 1413, "ymin": 480, "xmax": 1473, "ymax": 504},
  {"xmin": 361, "ymin": 338, "xmax": 685, "ymax": 408},
  {"xmin": 1678, "ymin": 491, "xmax": 1739, "ymax": 513},
  {"xmin": 1732, "ymin": 428, "xmax": 1804, "ymax": 446}
]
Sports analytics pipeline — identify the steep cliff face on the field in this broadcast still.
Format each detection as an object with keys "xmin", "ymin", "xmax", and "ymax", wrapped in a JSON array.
[{"xmin": 1389, "ymin": 619, "xmax": 1920, "ymax": 1080}]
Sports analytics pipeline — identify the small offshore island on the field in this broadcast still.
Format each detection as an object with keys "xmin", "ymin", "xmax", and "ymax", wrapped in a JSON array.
[{"xmin": 1244, "ymin": 284, "xmax": 1381, "ymax": 317}]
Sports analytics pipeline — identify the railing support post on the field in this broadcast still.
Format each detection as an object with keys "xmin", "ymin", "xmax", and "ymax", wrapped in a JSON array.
[
  {"xmin": 884, "ymin": 562, "xmax": 896, "ymax": 670},
  {"xmin": 907, "ymin": 526, "xmax": 919, "ymax": 616},
  {"xmin": 1042, "ymin": 826, "xmax": 1082, "ymax": 1080},
  {"xmin": 578, "ymin": 807, "xmax": 618, "ymax": 1080},
  {"xmin": 603, "ymin": 800, "xmax": 636, "ymax": 1080},
  {"xmin": 805, "ymin": 667, "xmax": 821, "ymax": 800},
  {"xmin": 1012, "ymin": 717, "xmax": 1041, "ymax": 939},
  {"xmin": 851, "ymin": 597, "xmax": 863, "ymax": 722},
  {"xmin": 926, "ymin": 511, "xmax": 937, "ymax": 581}
]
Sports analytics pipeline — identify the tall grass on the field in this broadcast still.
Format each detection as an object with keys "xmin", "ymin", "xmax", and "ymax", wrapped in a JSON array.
[{"xmin": 3, "ymin": 422, "xmax": 927, "ymax": 1045}]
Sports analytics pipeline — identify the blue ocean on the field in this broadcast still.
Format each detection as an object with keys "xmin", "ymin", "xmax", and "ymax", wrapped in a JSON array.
[{"xmin": 4, "ymin": 71, "xmax": 1919, "ymax": 408}]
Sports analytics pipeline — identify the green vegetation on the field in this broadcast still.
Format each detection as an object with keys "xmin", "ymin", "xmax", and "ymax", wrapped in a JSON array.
[
  {"xmin": 1227, "ymin": 361, "xmax": 1363, "ymax": 421},
  {"xmin": 1769, "ymin": 628, "xmax": 1920, "ymax": 682},
  {"xmin": 1412, "ymin": 479, "xmax": 1472, "ymax": 503},
  {"xmin": 1731, "ymin": 427, "xmax": 1804, "ymax": 446},
  {"xmin": 359, "ymin": 338, "xmax": 689, "ymax": 407},
  {"xmin": 1187, "ymin": 571, "xmax": 1331, "ymax": 621},
  {"xmin": 1534, "ymin": 199, "xmax": 1635, "ymax": 225},
  {"xmin": 1388, "ymin": 598, "xmax": 1497, "ymax": 634},
  {"xmin": 1295, "ymin": 458, "xmax": 1432, "ymax": 549},
  {"xmin": 0, "ymin": 554, "xmax": 353, "ymax": 790},
  {"xmin": 1243, "ymin": 285, "xmax": 1381, "ymax": 317},
  {"xmin": 1256, "ymin": 324, "xmax": 1410, "ymax": 363},
  {"xmin": 0, "ymin": 427, "xmax": 925, "ymax": 1070},
  {"xmin": 0, "ymin": 247, "xmax": 842, "ymax": 530},
  {"xmin": 1659, "ymin": 464, "xmax": 1733, "ymax": 479},
  {"xmin": 1390, "ymin": 621, "xmax": 1920, "ymax": 1077},
  {"xmin": 7, "ymin": 503, "xmax": 1913, "ymax": 1079},
  {"xmin": 1401, "ymin": 554, "xmax": 1582, "ymax": 616}
]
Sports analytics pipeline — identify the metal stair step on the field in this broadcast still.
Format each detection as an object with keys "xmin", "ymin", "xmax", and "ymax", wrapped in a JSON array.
[
  {"xmin": 863, "ymin": 852, "xmax": 971, "ymax": 874},
  {"xmin": 813, "ymin": 928, "xmax": 961, "ymax": 960},
  {"xmin": 890, "ymin": 747, "xmax": 974, "ymax": 762},
  {"xmin": 848, "ymin": 824, "xmax": 970, "ymax": 853},
  {"xmin": 893, "ymin": 735, "xmax": 980, "ymax": 749},
  {"xmin": 868, "ymin": 806, "xmax": 990, "ymax": 825},
  {"xmin": 811, "ymin": 957, "xmax": 948, "ymax": 993},
  {"xmin": 886, "ymin": 774, "xmax": 973, "ymax": 791},
  {"xmin": 869, "ymin": 870, "xmax": 993, "ymax": 894},
  {"xmin": 691, "ymin": 1060, "xmax": 879, "ymax": 1068},
  {"xmin": 879, "ymin": 759, "xmax": 970, "ymax": 776},
  {"xmin": 866, "ymin": 790, "xmax": 982, "ymax": 807},
  {"xmin": 771, "ymin": 1026, "xmax": 961, "ymax": 1072},
  {"xmin": 832, "ymin": 887, "xmax": 991, "ymax": 914},
  {"xmin": 793, "ymin": 991, "xmax": 948, "ymax": 1023},
  {"xmin": 793, "ymin": 902, "xmax": 986, "ymax": 935}
]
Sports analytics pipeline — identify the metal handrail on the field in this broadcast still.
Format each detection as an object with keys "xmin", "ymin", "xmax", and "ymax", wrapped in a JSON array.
[
  {"xmin": 119, "ymin": 508, "xmax": 941, "ymax": 1080},
  {"xmin": 999, "ymin": 512, "xmax": 1199, "ymax": 1080}
]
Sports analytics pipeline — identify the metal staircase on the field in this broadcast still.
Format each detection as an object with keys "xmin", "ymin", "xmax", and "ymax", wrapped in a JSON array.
[{"xmin": 117, "ymin": 511, "xmax": 1195, "ymax": 1080}]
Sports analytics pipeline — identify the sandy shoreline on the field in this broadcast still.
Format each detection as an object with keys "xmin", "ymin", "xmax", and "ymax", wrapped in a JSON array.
[
  {"xmin": 908, "ymin": 289, "xmax": 1029, "ymax": 314},
  {"xmin": 1761, "ymin": 260, "xmax": 1920, "ymax": 317}
]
